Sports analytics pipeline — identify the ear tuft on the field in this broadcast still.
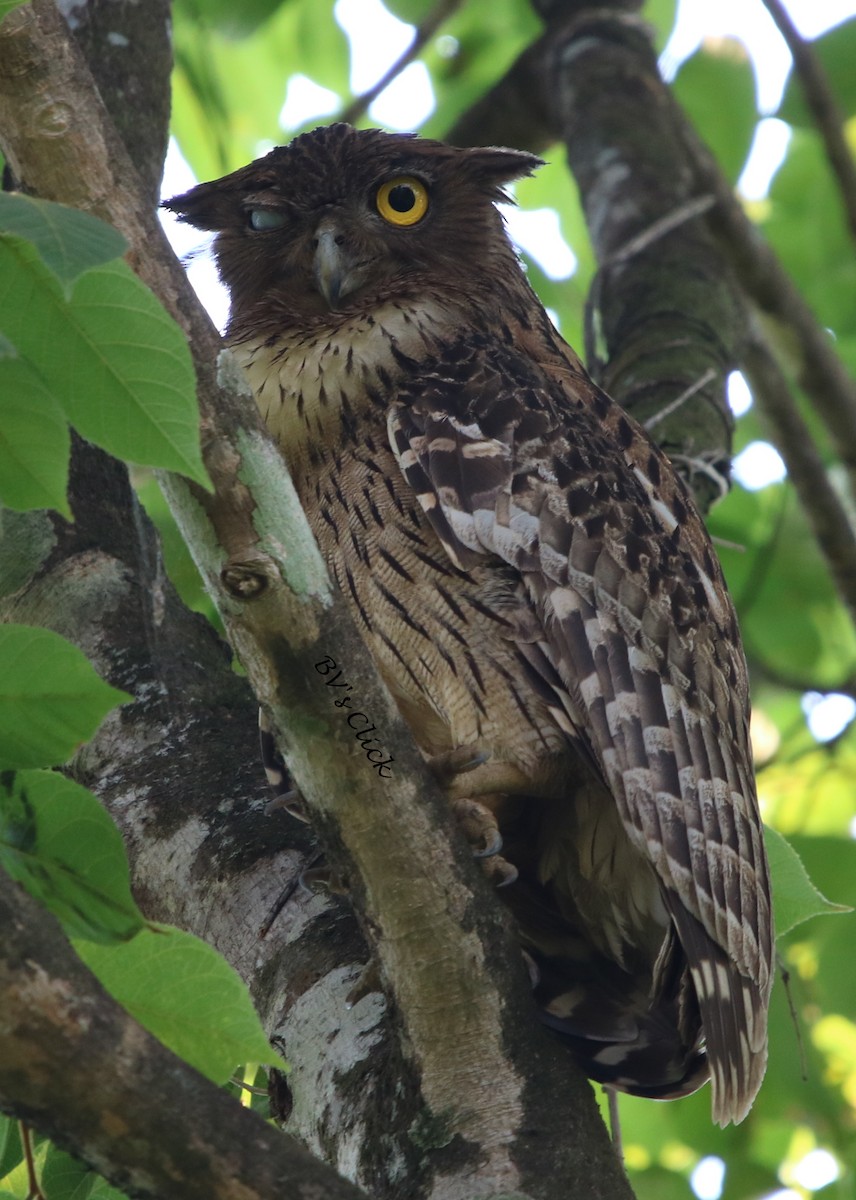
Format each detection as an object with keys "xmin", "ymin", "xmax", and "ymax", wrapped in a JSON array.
[
  {"xmin": 161, "ymin": 179, "xmax": 235, "ymax": 232},
  {"xmin": 459, "ymin": 145, "xmax": 544, "ymax": 189}
]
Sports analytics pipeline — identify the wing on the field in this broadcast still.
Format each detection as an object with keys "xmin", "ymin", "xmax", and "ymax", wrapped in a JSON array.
[{"xmin": 387, "ymin": 336, "xmax": 773, "ymax": 1124}]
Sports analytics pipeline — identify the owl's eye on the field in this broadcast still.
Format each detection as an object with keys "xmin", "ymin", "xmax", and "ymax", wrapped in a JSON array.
[
  {"xmin": 248, "ymin": 208, "xmax": 286, "ymax": 231},
  {"xmin": 375, "ymin": 177, "xmax": 429, "ymax": 227}
]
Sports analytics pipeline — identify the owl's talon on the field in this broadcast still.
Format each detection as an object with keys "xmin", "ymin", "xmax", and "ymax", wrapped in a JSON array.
[
  {"xmin": 259, "ymin": 711, "xmax": 291, "ymax": 791},
  {"xmin": 428, "ymin": 743, "xmax": 491, "ymax": 786},
  {"xmin": 484, "ymin": 857, "xmax": 518, "ymax": 888},
  {"xmin": 472, "ymin": 828, "xmax": 504, "ymax": 859},
  {"xmin": 265, "ymin": 789, "xmax": 311, "ymax": 821}
]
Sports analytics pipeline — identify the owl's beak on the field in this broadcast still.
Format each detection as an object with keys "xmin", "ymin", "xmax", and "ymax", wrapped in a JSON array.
[{"xmin": 312, "ymin": 221, "xmax": 357, "ymax": 309}]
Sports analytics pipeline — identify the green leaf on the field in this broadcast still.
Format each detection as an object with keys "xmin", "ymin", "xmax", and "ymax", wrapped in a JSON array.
[
  {"xmin": 172, "ymin": 0, "xmax": 347, "ymax": 181},
  {"xmin": 0, "ymin": 1117, "xmax": 22, "ymax": 1181},
  {"xmin": 762, "ymin": 128, "xmax": 856, "ymax": 339},
  {"xmin": 0, "ymin": 194, "xmax": 126, "ymax": 295},
  {"xmin": 0, "ymin": 1, "xmax": 27, "ymax": 20},
  {"xmin": 711, "ymin": 482, "xmax": 856, "ymax": 689},
  {"xmin": 672, "ymin": 39, "xmax": 757, "ymax": 184},
  {"xmin": 0, "ymin": 240, "xmax": 208, "ymax": 487},
  {"xmin": 74, "ymin": 926, "xmax": 286, "ymax": 1084},
  {"xmin": 40, "ymin": 1147, "xmax": 95, "ymax": 1200},
  {"xmin": 66, "ymin": 261, "xmax": 207, "ymax": 483},
  {"xmin": 766, "ymin": 824, "xmax": 851, "ymax": 936},
  {"xmin": 380, "ymin": 0, "xmax": 429, "ymax": 21},
  {"xmin": 0, "ymin": 345, "xmax": 71, "ymax": 516},
  {"xmin": 185, "ymin": 0, "xmax": 284, "ymax": 35},
  {"xmin": 420, "ymin": 0, "xmax": 541, "ymax": 141},
  {"xmin": 0, "ymin": 769, "xmax": 144, "ymax": 943},
  {"xmin": 0, "ymin": 626, "xmax": 129, "ymax": 769},
  {"xmin": 88, "ymin": 1184, "xmax": 129, "ymax": 1200}
]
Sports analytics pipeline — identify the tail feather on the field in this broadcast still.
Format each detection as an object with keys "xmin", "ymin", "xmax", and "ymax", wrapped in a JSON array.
[
  {"xmin": 530, "ymin": 928, "xmax": 710, "ymax": 1101},
  {"xmin": 668, "ymin": 896, "xmax": 769, "ymax": 1125}
]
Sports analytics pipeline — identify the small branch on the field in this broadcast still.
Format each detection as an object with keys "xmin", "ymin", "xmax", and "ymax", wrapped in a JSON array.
[
  {"xmin": 603, "ymin": 194, "xmax": 717, "ymax": 267},
  {"xmin": 762, "ymin": 0, "xmax": 856, "ymax": 246},
  {"xmin": 444, "ymin": 24, "xmax": 558, "ymax": 151},
  {"xmin": 742, "ymin": 317, "xmax": 856, "ymax": 628},
  {"xmin": 546, "ymin": 11, "xmax": 740, "ymax": 512},
  {"xmin": 21, "ymin": 1123, "xmax": 46, "ymax": 1200},
  {"xmin": 643, "ymin": 367, "xmax": 718, "ymax": 432},
  {"xmin": 337, "ymin": 0, "xmax": 464, "ymax": 126}
]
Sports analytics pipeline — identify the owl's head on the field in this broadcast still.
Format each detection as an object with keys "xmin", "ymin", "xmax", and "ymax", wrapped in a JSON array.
[{"xmin": 164, "ymin": 123, "xmax": 541, "ymax": 335}]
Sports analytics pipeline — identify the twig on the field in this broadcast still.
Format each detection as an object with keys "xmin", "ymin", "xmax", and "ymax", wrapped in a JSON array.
[
  {"xmin": 337, "ymin": 0, "xmax": 464, "ymax": 126},
  {"xmin": 776, "ymin": 954, "xmax": 809, "ymax": 1083},
  {"xmin": 605, "ymin": 195, "xmax": 717, "ymax": 267},
  {"xmin": 20, "ymin": 1123, "xmax": 46, "ymax": 1200},
  {"xmin": 643, "ymin": 367, "xmax": 717, "ymax": 432},
  {"xmin": 762, "ymin": 0, "xmax": 856, "ymax": 245}
]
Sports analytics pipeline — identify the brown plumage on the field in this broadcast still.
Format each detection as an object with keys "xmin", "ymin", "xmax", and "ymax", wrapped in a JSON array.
[{"xmin": 166, "ymin": 123, "xmax": 773, "ymax": 1124}]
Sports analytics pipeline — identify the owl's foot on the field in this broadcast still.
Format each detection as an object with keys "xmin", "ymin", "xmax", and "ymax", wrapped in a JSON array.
[
  {"xmin": 480, "ymin": 854, "xmax": 518, "ymax": 888},
  {"xmin": 265, "ymin": 789, "xmax": 311, "ymax": 821},
  {"xmin": 450, "ymin": 797, "xmax": 518, "ymax": 888},
  {"xmin": 260, "ymin": 710, "xmax": 312, "ymax": 820},
  {"xmin": 451, "ymin": 796, "xmax": 502, "ymax": 857},
  {"xmin": 428, "ymin": 743, "xmax": 491, "ymax": 786},
  {"xmin": 428, "ymin": 742, "xmax": 533, "ymax": 801}
]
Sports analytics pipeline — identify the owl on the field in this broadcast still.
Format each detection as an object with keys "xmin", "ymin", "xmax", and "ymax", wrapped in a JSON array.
[{"xmin": 166, "ymin": 122, "xmax": 773, "ymax": 1125}]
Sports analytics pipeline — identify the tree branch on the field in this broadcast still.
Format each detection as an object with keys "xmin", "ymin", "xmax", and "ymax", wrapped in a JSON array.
[
  {"xmin": 544, "ymin": 9, "xmax": 741, "ymax": 513},
  {"xmin": 676, "ymin": 100, "xmax": 856, "ymax": 503},
  {"xmin": 446, "ymin": 23, "xmax": 558, "ymax": 152},
  {"xmin": 762, "ymin": 0, "xmax": 856, "ymax": 246},
  {"xmin": 0, "ymin": 4, "xmax": 632, "ymax": 1197},
  {"xmin": 0, "ymin": 865, "xmax": 369, "ymax": 1200},
  {"xmin": 336, "ymin": 0, "xmax": 464, "ymax": 127},
  {"xmin": 740, "ymin": 321, "xmax": 856, "ymax": 626}
]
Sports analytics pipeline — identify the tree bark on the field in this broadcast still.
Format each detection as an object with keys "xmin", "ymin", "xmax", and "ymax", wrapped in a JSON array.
[{"xmin": 0, "ymin": 865, "xmax": 370, "ymax": 1200}]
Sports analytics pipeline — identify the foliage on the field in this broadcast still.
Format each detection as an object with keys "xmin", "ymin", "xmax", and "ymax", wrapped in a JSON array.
[
  {"xmin": 2, "ymin": 0, "xmax": 856, "ymax": 1198},
  {"xmin": 0, "ymin": 193, "xmax": 208, "ymax": 512},
  {"xmin": 0, "ymin": 214, "xmax": 282, "ymax": 1200}
]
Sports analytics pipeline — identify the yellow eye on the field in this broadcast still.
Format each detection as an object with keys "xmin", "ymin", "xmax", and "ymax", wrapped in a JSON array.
[{"xmin": 376, "ymin": 176, "xmax": 429, "ymax": 226}]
